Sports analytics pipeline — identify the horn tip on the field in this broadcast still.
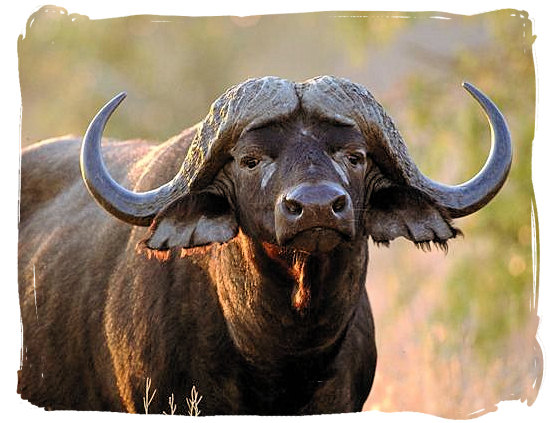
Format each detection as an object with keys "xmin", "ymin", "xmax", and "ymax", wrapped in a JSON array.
[
  {"xmin": 103, "ymin": 92, "xmax": 127, "ymax": 112},
  {"xmin": 461, "ymin": 82, "xmax": 487, "ymax": 104},
  {"xmin": 462, "ymin": 81, "xmax": 475, "ymax": 92},
  {"xmin": 462, "ymin": 81, "xmax": 482, "ymax": 98}
]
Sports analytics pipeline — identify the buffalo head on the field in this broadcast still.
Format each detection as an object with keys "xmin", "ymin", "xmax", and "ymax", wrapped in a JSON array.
[{"xmin": 80, "ymin": 76, "xmax": 511, "ymax": 255}]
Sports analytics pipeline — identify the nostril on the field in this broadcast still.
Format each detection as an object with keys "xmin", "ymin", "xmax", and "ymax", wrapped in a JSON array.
[
  {"xmin": 283, "ymin": 198, "xmax": 303, "ymax": 216},
  {"xmin": 331, "ymin": 195, "xmax": 348, "ymax": 214}
]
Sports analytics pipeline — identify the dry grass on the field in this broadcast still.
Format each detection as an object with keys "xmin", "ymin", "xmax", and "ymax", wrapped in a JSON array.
[
  {"xmin": 363, "ymin": 243, "xmax": 541, "ymax": 418},
  {"xmin": 143, "ymin": 378, "xmax": 202, "ymax": 416},
  {"xmin": 163, "ymin": 394, "xmax": 177, "ymax": 416},
  {"xmin": 186, "ymin": 385, "xmax": 203, "ymax": 417},
  {"xmin": 143, "ymin": 377, "xmax": 157, "ymax": 415}
]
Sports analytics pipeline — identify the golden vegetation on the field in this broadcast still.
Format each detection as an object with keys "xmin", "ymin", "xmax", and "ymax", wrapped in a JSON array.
[{"xmin": 143, "ymin": 378, "xmax": 202, "ymax": 416}]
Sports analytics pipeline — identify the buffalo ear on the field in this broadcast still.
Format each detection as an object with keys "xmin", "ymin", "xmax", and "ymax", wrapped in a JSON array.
[
  {"xmin": 142, "ymin": 192, "xmax": 238, "ymax": 250},
  {"xmin": 365, "ymin": 186, "xmax": 461, "ymax": 250}
]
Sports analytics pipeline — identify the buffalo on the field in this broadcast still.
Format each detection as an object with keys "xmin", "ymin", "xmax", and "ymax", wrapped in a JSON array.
[{"xmin": 18, "ymin": 76, "xmax": 511, "ymax": 415}]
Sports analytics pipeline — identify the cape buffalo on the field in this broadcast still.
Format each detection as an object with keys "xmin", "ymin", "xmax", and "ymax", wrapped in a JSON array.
[{"xmin": 18, "ymin": 76, "xmax": 511, "ymax": 414}]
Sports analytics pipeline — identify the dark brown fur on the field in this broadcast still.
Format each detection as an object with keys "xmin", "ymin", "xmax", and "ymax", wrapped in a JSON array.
[{"xmin": 18, "ymin": 113, "xmax": 458, "ymax": 415}]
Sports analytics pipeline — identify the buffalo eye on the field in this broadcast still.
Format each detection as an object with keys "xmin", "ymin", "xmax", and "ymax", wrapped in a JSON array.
[
  {"xmin": 346, "ymin": 152, "xmax": 366, "ymax": 167},
  {"xmin": 240, "ymin": 156, "xmax": 261, "ymax": 170}
]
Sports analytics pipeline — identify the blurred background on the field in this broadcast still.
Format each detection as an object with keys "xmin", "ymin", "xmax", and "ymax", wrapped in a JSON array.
[{"xmin": 18, "ymin": 6, "xmax": 539, "ymax": 418}]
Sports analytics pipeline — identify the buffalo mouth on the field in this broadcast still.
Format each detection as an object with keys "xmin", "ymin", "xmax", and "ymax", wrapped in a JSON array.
[{"xmin": 283, "ymin": 227, "xmax": 351, "ymax": 254}]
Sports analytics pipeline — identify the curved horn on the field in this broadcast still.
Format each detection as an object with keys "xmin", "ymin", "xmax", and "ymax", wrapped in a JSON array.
[
  {"xmin": 80, "ymin": 93, "xmax": 183, "ymax": 226},
  {"xmin": 419, "ymin": 82, "xmax": 512, "ymax": 218}
]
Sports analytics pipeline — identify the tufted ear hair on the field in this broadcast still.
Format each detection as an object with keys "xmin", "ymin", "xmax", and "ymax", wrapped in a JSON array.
[
  {"xmin": 139, "ymin": 192, "xmax": 238, "ymax": 252},
  {"xmin": 365, "ymin": 185, "xmax": 461, "ymax": 251}
]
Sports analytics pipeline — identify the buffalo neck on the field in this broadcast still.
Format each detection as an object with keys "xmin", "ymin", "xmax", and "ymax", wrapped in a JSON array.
[{"xmin": 209, "ymin": 231, "xmax": 369, "ymax": 368}]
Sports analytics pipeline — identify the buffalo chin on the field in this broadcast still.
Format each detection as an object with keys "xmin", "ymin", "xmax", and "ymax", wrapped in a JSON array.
[{"xmin": 284, "ymin": 227, "xmax": 347, "ymax": 254}]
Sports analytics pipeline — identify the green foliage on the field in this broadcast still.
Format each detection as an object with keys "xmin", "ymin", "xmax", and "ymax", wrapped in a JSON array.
[
  {"xmin": 402, "ymin": 11, "xmax": 536, "ymax": 362},
  {"xmin": 18, "ymin": 7, "xmax": 408, "ymax": 145}
]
